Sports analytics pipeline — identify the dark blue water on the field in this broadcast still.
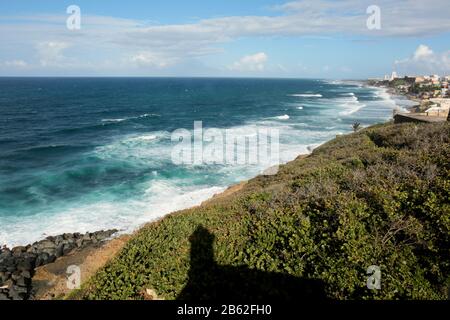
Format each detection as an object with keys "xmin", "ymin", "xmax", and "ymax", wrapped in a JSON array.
[{"xmin": 0, "ymin": 78, "xmax": 398, "ymax": 246}]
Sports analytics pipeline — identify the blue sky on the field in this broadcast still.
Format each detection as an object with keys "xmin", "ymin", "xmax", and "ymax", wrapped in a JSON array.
[{"xmin": 1, "ymin": 0, "xmax": 449, "ymax": 78}]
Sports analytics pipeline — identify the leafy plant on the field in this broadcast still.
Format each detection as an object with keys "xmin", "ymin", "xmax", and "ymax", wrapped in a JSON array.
[{"xmin": 72, "ymin": 122, "xmax": 450, "ymax": 300}]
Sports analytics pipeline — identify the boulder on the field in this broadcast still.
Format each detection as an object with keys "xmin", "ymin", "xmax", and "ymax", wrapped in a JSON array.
[
  {"xmin": 0, "ymin": 271, "xmax": 10, "ymax": 283},
  {"xmin": 75, "ymin": 239, "xmax": 83, "ymax": 248},
  {"xmin": 8, "ymin": 285, "xmax": 27, "ymax": 300},
  {"xmin": 82, "ymin": 233, "xmax": 91, "ymax": 241},
  {"xmin": 15, "ymin": 276, "xmax": 31, "ymax": 287},
  {"xmin": 21, "ymin": 270, "xmax": 31, "ymax": 279},
  {"xmin": 35, "ymin": 252, "xmax": 49, "ymax": 267},
  {"xmin": 55, "ymin": 243, "xmax": 64, "ymax": 258},
  {"xmin": 17, "ymin": 258, "xmax": 34, "ymax": 272},
  {"xmin": 35, "ymin": 240, "xmax": 56, "ymax": 251},
  {"xmin": 62, "ymin": 243, "xmax": 75, "ymax": 256},
  {"xmin": 0, "ymin": 292, "xmax": 9, "ymax": 300},
  {"xmin": 54, "ymin": 235, "xmax": 64, "ymax": 244},
  {"xmin": 11, "ymin": 246, "xmax": 27, "ymax": 256}
]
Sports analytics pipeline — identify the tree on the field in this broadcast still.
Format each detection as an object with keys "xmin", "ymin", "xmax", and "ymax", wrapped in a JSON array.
[{"xmin": 352, "ymin": 122, "xmax": 361, "ymax": 132}]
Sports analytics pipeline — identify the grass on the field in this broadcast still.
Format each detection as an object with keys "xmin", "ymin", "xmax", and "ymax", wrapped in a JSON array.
[{"xmin": 70, "ymin": 121, "xmax": 450, "ymax": 300}]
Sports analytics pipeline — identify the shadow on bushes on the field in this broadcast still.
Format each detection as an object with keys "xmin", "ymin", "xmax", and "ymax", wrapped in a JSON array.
[{"xmin": 178, "ymin": 225, "xmax": 326, "ymax": 300}]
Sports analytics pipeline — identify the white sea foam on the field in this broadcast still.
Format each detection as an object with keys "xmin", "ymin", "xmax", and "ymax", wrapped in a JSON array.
[
  {"xmin": 129, "ymin": 134, "xmax": 158, "ymax": 142},
  {"xmin": 290, "ymin": 93, "xmax": 322, "ymax": 98},
  {"xmin": 101, "ymin": 113, "xmax": 160, "ymax": 124},
  {"xmin": 102, "ymin": 118, "xmax": 126, "ymax": 123},
  {"xmin": 139, "ymin": 113, "xmax": 160, "ymax": 118},
  {"xmin": 297, "ymin": 106, "xmax": 303, "ymax": 110},
  {"xmin": 0, "ymin": 182, "xmax": 225, "ymax": 247},
  {"xmin": 0, "ymin": 83, "xmax": 398, "ymax": 247},
  {"xmin": 372, "ymin": 87, "xmax": 410, "ymax": 113}
]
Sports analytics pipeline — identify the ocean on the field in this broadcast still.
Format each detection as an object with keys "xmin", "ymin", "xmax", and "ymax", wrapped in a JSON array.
[{"xmin": 0, "ymin": 77, "xmax": 413, "ymax": 247}]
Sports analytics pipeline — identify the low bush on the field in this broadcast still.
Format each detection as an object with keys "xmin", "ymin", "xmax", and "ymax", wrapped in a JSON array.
[{"xmin": 73, "ymin": 122, "xmax": 450, "ymax": 300}]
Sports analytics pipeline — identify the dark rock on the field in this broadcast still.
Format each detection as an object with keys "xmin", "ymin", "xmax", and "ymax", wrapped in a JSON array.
[
  {"xmin": 11, "ymin": 272, "xmax": 21, "ymax": 281},
  {"xmin": 12, "ymin": 246, "xmax": 27, "ymax": 255},
  {"xmin": 55, "ymin": 235, "xmax": 64, "ymax": 244},
  {"xmin": 9, "ymin": 285, "xmax": 27, "ymax": 300},
  {"xmin": 35, "ymin": 252, "xmax": 49, "ymax": 267},
  {"xmin": 17, "ymin": 257, "xmax": 35, "ymax": 271},
  {"xmin": 75, "ymin": 239, "xmax": 83, "ymax": 248},
  {"xmin": 55, "ymin": 243, "xmax": 64, "ymax": 257},
  {"xmin": 20, "ymin": 270, "xmax": 31, "ymax": 279},
  {"xmin": 82, "ymin": 239, "xmax": 92, "ymax": 247},
  {"xmin": 41, "ymin": 248, "xmax": 56, "ymax": 257},
  {"xmin": 0, "ymin": 271, "xmax": 10, "ymax": 283},
  {"xmin": 62, "ymin": 243, "xmax": 75, "ymax": 256},
  {"xmin": 15, "ymin": 276, "xmax": 30, "ymax": 287},
  {"xmin": 6, "ymin": 266, "xmax": 16, "ymax": 273},
  {"xmin": 82, "ymin": 233, "xmax": 91, "ymax": 241},
  {"xmin": 35, "ymin": 240, "xmax": 56, "ymax": 250},
  {"xmin": 0, "ymin": 292, "xmax": 9, "ymax": 300},
  {"xmin": 63, "ymin": 233, "xmax": 74, "ymax": 241},
  {"xmin": 0, "ymin": 248, "xmax": 12, "ymax": 258},
  {"xmin": 4, "ymin": 257, "xmax": 16, "ymax": 268},
  {"xmin": 2, "ymin": 272, "xmax": 11, "ymax": 282},
  {"xmin": 0, "ymin": 228, "xmax": 119, "ymax": 301},
  {"xmin": 26, "ymin": 246, "xmax": 37, "ymax": 254}
]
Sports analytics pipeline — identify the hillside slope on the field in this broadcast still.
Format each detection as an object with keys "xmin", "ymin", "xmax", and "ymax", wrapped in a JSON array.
[{"xmin": 73, "ymin": 122, "xmax": 450, "ymax": 300}]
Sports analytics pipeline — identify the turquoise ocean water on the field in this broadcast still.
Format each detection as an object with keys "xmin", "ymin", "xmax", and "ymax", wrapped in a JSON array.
[{"xmin": 0, "ymin": 78, "xmax": 413, "ymax": 246}]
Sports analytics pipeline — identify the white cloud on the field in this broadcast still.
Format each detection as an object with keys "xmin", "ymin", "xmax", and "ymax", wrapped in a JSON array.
[
  {"xmin": 130, "ymin": 52, "xmax": 178, "ymax": 69},
  {"xmin": 3, "ymin": 60, "xmax": 27, "ymax": 68},
  {"xmin": 229, "ymin": 52, "xmax": 268, "ymax": 72},
  {"xmin": 1, "ymin": 1, "xmax": 450, "ymax": 75},
  {"xmin": 413, "ymin": 45, "xmax": 434, "ymax": 60},
  {"xmin": 395, "ymin": 45, "xmax": 450, "ymax": 75},
  {"xmin": 36, "ymin": 41, "xmax": 71, "ymax": 67}
]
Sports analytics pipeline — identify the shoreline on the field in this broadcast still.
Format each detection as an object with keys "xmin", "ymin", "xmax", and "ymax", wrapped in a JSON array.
[
  {"xmin": 365, "ymin": 82, "xmax": 421, "ymax": 113},
  {"xmin": 0, "ymin": 83, "xmax": 406, "ymax": 300},
  {"xmin": 0, "ymin": 80, "xmax": 400, "ymax": 249}
]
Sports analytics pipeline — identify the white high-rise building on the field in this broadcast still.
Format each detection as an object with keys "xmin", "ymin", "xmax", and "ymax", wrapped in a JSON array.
[{"xmin": 389, "ymin": 71, "xmax": 398, "ymax": 81}]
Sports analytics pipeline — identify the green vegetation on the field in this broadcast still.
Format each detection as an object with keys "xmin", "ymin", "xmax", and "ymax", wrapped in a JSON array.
[
  {"xmin": 73, "ymin": 122, "xmax": 450, "ymax": 300},
  {"xmin": 410, "ymin": 84, "xmax": 441, "ymax": 94},
  {"xmin": 390, "ymin": 79, "xmax": 407, "ymax": 87},
  {"xmin": 352, "ymin": 122, "xmax": 361, "ymax": 132}
]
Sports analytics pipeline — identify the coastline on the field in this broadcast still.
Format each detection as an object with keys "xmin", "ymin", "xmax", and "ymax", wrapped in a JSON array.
[
  {"xmin": 366, "ymin": 82, "xmax": 421, "ymax": 113},
  {"xmin": 0, "ymin": 83, "xmax": 410, "ymax": 300}
]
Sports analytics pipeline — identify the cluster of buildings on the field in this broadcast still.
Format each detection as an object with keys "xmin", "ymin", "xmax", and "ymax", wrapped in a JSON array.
[
  {"xmin": 369, "ymin": 72, "xmax": 450, "ymax": 120},
  {"xmin": 382, "ymin": 72, "xmax": 450, "ymax": 99}
]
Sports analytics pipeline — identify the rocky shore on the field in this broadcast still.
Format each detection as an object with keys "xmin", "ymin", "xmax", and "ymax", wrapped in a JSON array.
[{"xmin": 0, "ymin": 229, "xmax": 117, "ymax": 300}]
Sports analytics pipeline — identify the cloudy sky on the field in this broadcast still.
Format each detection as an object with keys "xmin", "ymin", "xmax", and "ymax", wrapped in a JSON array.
[{"xmin": 1, "ymin": 0, "xmax": 449, "ymax": 78}]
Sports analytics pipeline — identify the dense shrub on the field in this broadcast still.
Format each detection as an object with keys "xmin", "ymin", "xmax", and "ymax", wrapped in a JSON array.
[{"xmin": 73, "ymin": 122, "xmax": 450, "ymax": 300}]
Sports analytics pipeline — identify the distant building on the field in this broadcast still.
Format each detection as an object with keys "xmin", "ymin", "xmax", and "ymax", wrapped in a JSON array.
[
  {"xmin": 431, "ymin": 75, "xmax": 440, "ymax": 85},
  {"xmin": 390, "ymin": 71, "xmax": 398, "ymax": 81},
  {"xmin": 414, "ymin": 76, "xmax": 425, "ymax": 84}
]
